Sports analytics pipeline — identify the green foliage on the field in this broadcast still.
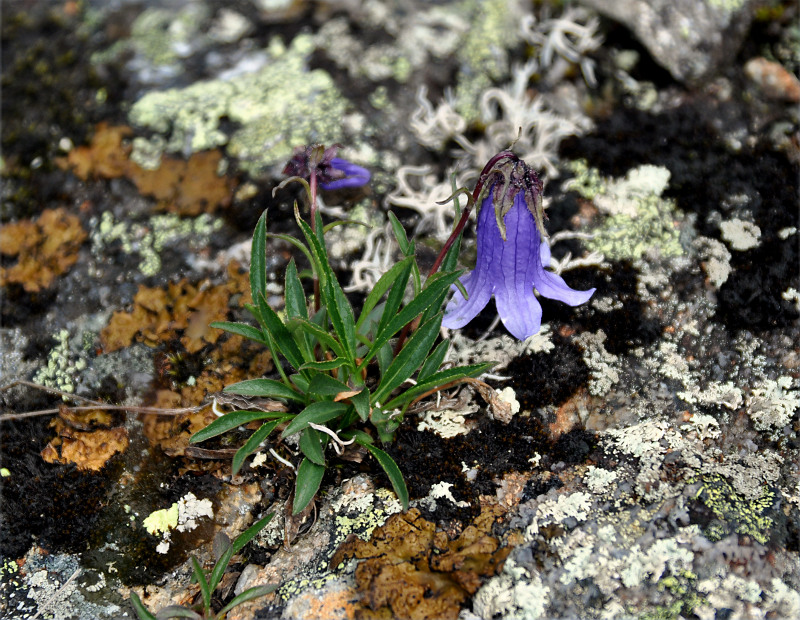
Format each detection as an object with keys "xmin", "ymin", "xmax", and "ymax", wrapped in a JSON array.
[
  {"xmin": 130, "ymin": 514, "xmax": 277, "ymax": 620},
  {"xmin": 192, "ymin": 204, "xmax": 490, "ymax": 516}
]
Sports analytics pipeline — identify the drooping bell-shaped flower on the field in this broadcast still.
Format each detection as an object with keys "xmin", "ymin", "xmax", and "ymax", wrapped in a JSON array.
[
  {"xmin": 283, "ymin": 144, "xmax": 370, "ymax": 190},
  {"xmin": 442, "ymin": 152, "xmax": 594, "ymax": 340}
]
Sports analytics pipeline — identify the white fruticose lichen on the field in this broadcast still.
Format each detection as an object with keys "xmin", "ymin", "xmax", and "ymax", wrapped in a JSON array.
[
  {"xmin": 693, "ymin": 236, "xmax": 732, "ymax": 288},
  {"xmin": 420, "ymin": 481, "xmax": 470, "ymax": 511},
  {"xmin": 526, "ymin": 491, "xmax": 593, "ymax": 539},
  {"xmin": 719, "ymin": 218, "xmax": 762, "ymax": 251},
  {"xmin": 583, "ymin": 466, "xmax": 618, "ymax": 494},
  {"xmin": 747, "ymin": 376, "xmax": 799, "ymax": 432},
  {"xmin": 520, "ymin": 6, "xmax": 603, "ymax": 87},
  {"xmin": 143, "ymin": 492, "xmax": 214, "ymax": 554},
  {"xmin": 496, "ymin": 387, "xmax": 521, "ymax": 416},
  {"xmin": 472, "ymin": 556, "xmax": 551, "ymax": 620},
  {"xmin": 574, "ymin": 330, "xmax": 620, "ymax": 396},
  {"xmin": 678, "ymin": 381, "xmax": 744, "ymax": 411},
  {"xmin": 417, "ymin": 405, "xmax": 476, "ymax": 438}
]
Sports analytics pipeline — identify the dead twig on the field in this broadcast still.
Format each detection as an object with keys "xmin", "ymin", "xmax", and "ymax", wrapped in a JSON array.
[{"xmin": 0, "ymin": 379, "xmax": 205, "ymax": 422}]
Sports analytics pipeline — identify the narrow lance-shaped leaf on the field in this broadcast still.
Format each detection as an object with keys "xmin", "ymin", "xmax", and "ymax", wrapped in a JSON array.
[
  {"xmin": 191, "ymin": 410, "xmax": 290, "ymax": 444},
  {"xmin": 222, "ymin": 378, "xmax": 304, "ymax": 402},
  {"xmin": 250, "ymin": 211, "xmax": 268, "ymax": 308},
  {"xmin": 372, "ymin": 314, "xmax": 441, "ymax": 404},
  {"xmin": 293, "ymin": 457, "xmax": 325, "ymax": 515},
  {"xmin": 217, "ymin": 585, "xmax": 280, "ymax": 618},
  {"xmin": 208, "ymin": 513, "xmax": 274, "ymax": 596},
  {"xmin": 417, "ymin": 338, "xmax": 450, "ymax": 383},
  {"xmin": 209, "ymin": 321, "xmax": 268, "ymax": 345},
  {"xmin": 256, "ymin": 292, "xmax": 308, "ymax": 371},
  {"xmin": 232, "ymin": 419, "xmax": 286, "ymax": 475},
  {"xmin": 281, "ymin": 401, "xmax": 348, "ymax": 438},
  {"xmin": 358, "ymin": 270, "xmax": 461, "ymax": 374},
  {"xmin": 383, "ymin": 362, "xmax": 493, "ymax": 410},
  {"xmin": 357, "ymin": 440, "xmax": 409, "ymax": 510},
  {"xmin": 129, "ymin": 593, "xmax": 157, "ymax": 620},
  {"xmin": 355, "ymin": 256, "xmax": 415, "ymax": 332},
  {"xmin": 299, "ymin": 426, "xmax": 326, "ymax": 466}
]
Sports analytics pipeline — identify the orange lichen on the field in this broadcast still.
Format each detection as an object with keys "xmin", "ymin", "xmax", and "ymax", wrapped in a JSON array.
[
  {"xmin": 100, "ymin": 262, "xmax": 253, "ymax": 354},
  {"xmin": 0, "ymin": 207, "xmax": 87, "ymax": 292},
  {"xmin": 58, "ymin": 122, "xmax": 235, "ymax": 215},
  {"xmin": 42, "ymin": 417, "xmax": 129, "ymax": 471},
  {"xmin": 332, "ymin": 506, "xmax": 511, "ymax": 620}
]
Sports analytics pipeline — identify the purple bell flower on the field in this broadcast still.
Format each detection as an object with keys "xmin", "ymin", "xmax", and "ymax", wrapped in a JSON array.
[
  {"xmin": 442, "ymin": 154, "xmax": 595, "ymax": 340},
  {"xmin": 283, "ymin": 144, "xmax": 370, "ymax": 191}
]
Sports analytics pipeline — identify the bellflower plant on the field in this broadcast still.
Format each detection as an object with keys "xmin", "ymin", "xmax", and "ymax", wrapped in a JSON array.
[
  {"xmin": 442, "ymin": 151, "xmax": 595, "ymax": 340},
  {"xmin": 190, "ymin": 145, "xmax": 490, "ymax": 517}
]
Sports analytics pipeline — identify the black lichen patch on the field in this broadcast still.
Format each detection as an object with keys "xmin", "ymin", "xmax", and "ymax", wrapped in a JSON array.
[
  {"xmin": 379, "ymin": 414, "xmax": 594, "ymax": 523},
  {"xmin": 504, "ymin": 333, "xmax": 588, "ymax": 410},
  {"xmin": 560, "ymin": 101, "xmax": 800, "ymax": 331},
  {"xmin": 1, "ymin": 6, "xmax": 126, "ymax": 220},
  {"xmin": 565, "ymin": 261, "xmax": 663, "ymax": 354},
  {"xmin": 0, "ymin": 418, "xmax": 118, "ymax": 559}
]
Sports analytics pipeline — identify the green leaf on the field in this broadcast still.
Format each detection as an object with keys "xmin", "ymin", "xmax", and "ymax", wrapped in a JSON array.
[
  {"xmin": 129, "ymin": 592, "xmax": 158, "ymax": 620},
  {"xmin": 293, "ymin": 458, "xmax": 325, "ymax": 515},
  {"xmin": 284, "ymin": 259, "xmax": 308, "ymax": 320},
  {"xmin": 383, "ymin": 362, "xmax": 493, "ymax": 410},
  {"xmin": 231, "ymin": 419, "xmax": 284, "ymax": 475},
  {"xmin": 355, "ymin": 256, "xmax": 415, "ymax": 332},
  {"xmin": 155, "ymin": 607, "xmax": 203, "ymax": 620},
  {"xmin": 266, "ymin": 232, "xmax": 314, "ymax": 267},
  {"xmin": 357, "ymin": 441, "xmax": 409, "ymax": 510},
  {"xmin": 231, "ymin": 512, "xmax": 274, "ymax": 554},
  {"xmin": 307, "ymin": 373, "xmax": 351, "ymax": 397},
  {"xmin": 250, "ymin": 212, "xmax": 267, "ymax": 309},
  {"xmin": 190, "ymin": 410, "xmax": 290, "ymax": 444},
  {"xmin": 299, "ymin": 358, "xmax": 349, "ymax": 372},
  {"xmin": 341, "ymin": 428, "xmax": 374, "ymax": 444},
  {"xmin": 351, "ymin": 388, "xmax": 371, "ymax": 422},
  {"xmin": 191, "ymin": 556, "xmax": 211, "ymax": 615},
  {"xmin": 376, "ymin": 259, "xmax": 413, "ymax": 336},
  {"xmin": 222, "ymin": 378, "xmax": 304, "ymax": 402},
  {"xmin": 280, "ymin": 401, "xmax": 348, "ymax": 438},
  {"xmin": 295, "ymin": 214, "xmax": 357, "ymax": 360},
  {"xmin": 216, "ymin": 585, "xmax": 279, "ymax": 618},
  {"xmin": 372, "ymin": 315, "xmax": 441, "ymax": 404},
  {"xmin": 287, "ymin": 317, "xmax": 348, "ymax": 361},
  {"xmin": 207, "ymin": 513, "xmax": 274, "ymax": 597},
  {"xmin": 299, "ymin": 426, "xmax": 326, "ymax": 466},
  {"xmin": 387, "ymin": 211, "xmax": 412, "ymax": 256},
  {"xmin": 290, "ymin": 373, "xmax": 310, "ymax": 393},
  {"xmin": 418, "ymin": 339, "xmax": 450, "ymax": 382},
  {"xmin": 359, "ymin": 270, "xmax": 461, "ymax": 374},
  {"xmin": 256, "ymin": 293, "xmax": 308, "ymax": 370},
  {"xmin": 209, "ymin": 321, "xmax": 267, "ymax": 345}
]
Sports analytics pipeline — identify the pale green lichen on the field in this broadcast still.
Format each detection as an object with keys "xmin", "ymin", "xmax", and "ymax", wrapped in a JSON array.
[
  {"xmin": 454, "ymin": 0, "xmax": 521, "ymax": 122},
  {"xmin": 143, "ymin": 503, "xmax": 179, "ymax": 536},
  {"xmin": 574, "ymin": 330, "xmax": 620, "ymax": 396},
  {"xmin": 33, "ymin": 329, "xmax": 90, "ymax": 397},
  {"xmin": 90, "ymin": 212, "xmax": 223, "ymax": 277},
  {"xmin": 129, "ymin": 35, "xmax": 347, "ymax": 175},
  {"xmin": 693, "ymin": 474, "xmax": 775, "ymax": 544},
  {"xmin": 566, "ymin": 160, "xmax": 684, "ymax": 261}
]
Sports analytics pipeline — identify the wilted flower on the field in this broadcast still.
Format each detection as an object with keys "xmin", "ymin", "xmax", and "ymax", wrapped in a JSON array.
[
  {"xmin": 283, "ymin": 144, "xmax": 370, "ymax": 190},
  {"xmin": 442, "ymin": 151, "xmax": 594, "ymax": 340}
]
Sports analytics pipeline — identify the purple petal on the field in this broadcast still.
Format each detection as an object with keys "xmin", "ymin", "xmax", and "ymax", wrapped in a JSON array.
[
  {"xmin": 442, "ymin": 195, "xmax": 497, "ymax": 329},
  {"xmin": 320, "ymin": 157, "xmax": 371, "ymax": 190},
  {"xmin": 533, "ymin": 236, "xmax": 596, "ymax": 306},
  {"xmin": 493, "ymin": 193, "xmax": 544, "ymax": 339}
]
